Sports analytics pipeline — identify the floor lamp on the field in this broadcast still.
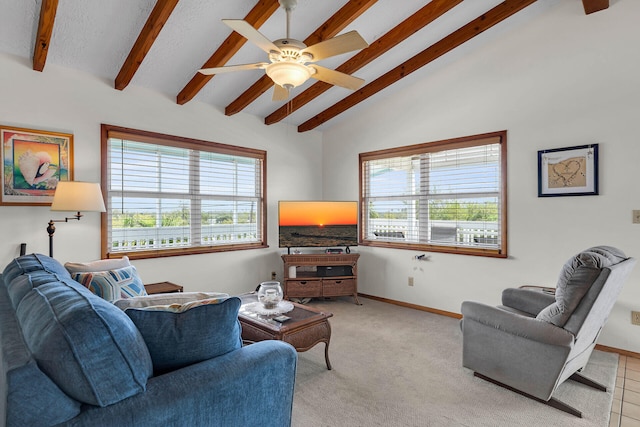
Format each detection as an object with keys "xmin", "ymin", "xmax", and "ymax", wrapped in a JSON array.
[{"xmin": 47, "ymin": 181, "xmax": 106, "ymax": 258}]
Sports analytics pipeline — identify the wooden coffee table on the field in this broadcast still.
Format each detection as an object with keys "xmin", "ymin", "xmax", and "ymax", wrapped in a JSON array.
[{"xmin": 237, "ymin": 293, "xmax": 333, "ymax": 370}]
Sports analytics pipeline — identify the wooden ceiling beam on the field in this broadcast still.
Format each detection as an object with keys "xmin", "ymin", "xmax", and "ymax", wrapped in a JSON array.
[
  {"xmin": 224, "ymin": 0, "xmax": 378, "ymax": 116},
  {"xmin": 115, "ymin": 0, "xmax": 179, "ymax": 91},
  {"xmin": 582, "ymin": 0, "xmax": 609, "ymax": 15},
  {"xmin": 176, "ymin": 0, "xmax": 280, "ymax": 105},
  {"xmin": 298, "ymin": 0, "xmax": 538, "ymax": 132},
  {"xmin": 265, "ymin": 0, "xmax": 463, "ymax": 126},
  {"xmin": 33, "ymin": 0, "xmax": 59, "ymax": 72}
]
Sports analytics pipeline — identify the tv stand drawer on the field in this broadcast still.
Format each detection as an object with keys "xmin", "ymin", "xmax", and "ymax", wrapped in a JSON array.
[
  {"xmin": 286, "ymin": 280, "xmax": 322, "ymax": 298},
  {"xmin": 322, "ymin": 279, "xmax": 355, "ymax": 296}
]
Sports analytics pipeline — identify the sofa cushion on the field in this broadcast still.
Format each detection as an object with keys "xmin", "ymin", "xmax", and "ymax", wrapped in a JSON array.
[
  {"xmin": 2, "ymin": 253, "xmax": 70, "ymax": 287},
  {"xmin": 3, "ymin": 254, "xmax": 73, "ymax": 311},
  {"xmin": 5, "ymin": 270, "xmax": 65, "ymax": 310},
  {"xmin": 16, "ymin": 278, "xmax": 153, "ymax": 407},
  {"xmin": 114, "ymin": 291, "xmax": 229, "ymax": 310},
  {"xmin": 64, "ymin": 256, "xmax": 130, "ymax": 274},
  {"xmin": 537, "ymin": 246, "xmax": 628, "ymax": 327},
  {"xmin": 0, "ymin": 284, "xmax": 81, "ymax": 426},
  {"xmin": 72, "ymin": 265, "xmax": 147, "ymax": 301},
  {"xmin": 125, "ymin": 296, "xmax": 242, "ymax": 375}
]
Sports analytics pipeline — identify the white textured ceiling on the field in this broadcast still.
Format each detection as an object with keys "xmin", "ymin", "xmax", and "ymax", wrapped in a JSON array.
[{"xmin": 0, "ymin": 0, "xmax": 567, "ymax": 131}]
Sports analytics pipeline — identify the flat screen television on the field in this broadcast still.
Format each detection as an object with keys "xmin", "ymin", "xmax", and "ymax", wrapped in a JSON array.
[{"xmin": 278, "ymin": 201, "xmax": 358, "ymax": 251}]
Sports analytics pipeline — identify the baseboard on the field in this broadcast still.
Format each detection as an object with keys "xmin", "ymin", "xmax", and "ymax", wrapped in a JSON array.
[
  {"xmin": 594, "ymin": 344, "xmax": 640, "ymax": 359},
  {"xmin": 358, "ymin": 293, "xmax": 462, "ymax": 319},
  {"xmin": 357, "ymin": 293, "xmax": 640, "ymax": 358}
]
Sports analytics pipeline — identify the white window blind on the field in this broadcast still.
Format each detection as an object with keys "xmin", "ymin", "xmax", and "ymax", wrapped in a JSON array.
[
  {"xmin": 360, "ymin": 132, "xmax": 506, "ymax": 257},
  {"xmin": 102, "ymin": 125, "xmax": 266, "ymax": 259}
]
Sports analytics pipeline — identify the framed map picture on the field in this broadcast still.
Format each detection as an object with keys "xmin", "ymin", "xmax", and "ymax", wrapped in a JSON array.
[
  {"xmin": 538, "ymin": 144, "xmax": 598, "ymax": 197},
  {"xmin": 0, "ymin": 125, "xmax": 73, "ymax": 206}
]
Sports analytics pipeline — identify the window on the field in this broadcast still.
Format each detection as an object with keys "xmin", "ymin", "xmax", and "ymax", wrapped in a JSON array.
[
  {"xmin": 101, "ymin": 125, "xmax": 266, "ymax": 259},
  {"xmin": 360, "ymin": 131, "xmax": 507, "ymax": 257}
]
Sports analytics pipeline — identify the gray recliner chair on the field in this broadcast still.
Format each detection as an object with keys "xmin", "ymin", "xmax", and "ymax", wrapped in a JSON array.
[{"xmin": 460, "ymin": 246, "xmax": 636, "ymax": 417}]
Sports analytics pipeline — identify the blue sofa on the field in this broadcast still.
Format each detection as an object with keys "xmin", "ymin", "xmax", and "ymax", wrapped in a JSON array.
[{"xmin": 0, "ymin": 254, "xmax": 297, "ymax": 427}]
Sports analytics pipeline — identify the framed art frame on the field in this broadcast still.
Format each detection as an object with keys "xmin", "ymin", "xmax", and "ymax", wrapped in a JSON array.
[
  {"xmin": 1, "ymin": 125, "xmax": 73, "ymax": 206},
  {"xmin": 538, "ymin": 144, "xmax": 598, "ymax": 197}
]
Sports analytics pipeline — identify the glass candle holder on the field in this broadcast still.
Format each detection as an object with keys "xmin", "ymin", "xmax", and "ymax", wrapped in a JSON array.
[{"xmin": 257, "ymin": 281, "xmax": 283, "ymax": 310}]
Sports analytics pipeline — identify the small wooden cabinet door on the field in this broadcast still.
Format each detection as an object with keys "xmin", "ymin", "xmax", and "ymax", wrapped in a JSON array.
[
  {"xmin": 286, "ymin": 279, "xmax": 322, "ymax": 298},
  {"xmin": 322, "ymin": 279, "xmax": 355, "ymax": 297}
]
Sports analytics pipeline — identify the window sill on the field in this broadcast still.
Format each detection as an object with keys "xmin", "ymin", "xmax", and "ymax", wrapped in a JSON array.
[
  {"xmin": 104, "ymin": 243, "xmax": 269, "ymax": 260},
  {"xmin": 359, "ymin": 240, "xmax": 507, "ymax": 258}
]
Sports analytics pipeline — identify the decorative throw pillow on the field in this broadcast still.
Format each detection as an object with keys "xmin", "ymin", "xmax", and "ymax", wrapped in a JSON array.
[
  {"xmin": 114, "ymin": 292, "xmax": 229, "ymax": 310},
  {"xmin": 17, "ymin": 280, "xmax": 153, "ymax": 407},
  {"xmin": 536, "ymin": 246, "xmax": 627, "ymax": 327},
  {"xmin": 64, "ymin": 256, "xmax": 130, "ymax": 274},
  {"xmin": 72, "ymin": 265, "xmax": 147, "ymax": 302},
  {"xmin": 125, "ymin": 296, "xmax": 242, "ymax": 375}
]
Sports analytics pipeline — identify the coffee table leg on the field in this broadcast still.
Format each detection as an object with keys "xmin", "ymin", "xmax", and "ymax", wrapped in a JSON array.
[{"xmin": 324, "ymin": 341, "xmax": 332, "ymax": 370}]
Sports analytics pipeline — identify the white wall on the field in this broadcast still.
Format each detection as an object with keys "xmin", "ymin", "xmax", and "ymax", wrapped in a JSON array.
[
  {"xmin": 0, "ymin": 53, "xmax": 323, "ymax": 295},
  {"xmin": 2, "ymin": 0, "xmax": 639, "ymax": 353},
  {"xmin": 322, "ymin": 1, "xmax": 640, "ymax": 353}
]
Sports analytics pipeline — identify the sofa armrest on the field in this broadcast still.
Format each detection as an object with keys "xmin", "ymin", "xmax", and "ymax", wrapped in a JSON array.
[
  {"xmin": 61, "ymin": 340, "xmax": 297, "ymax": 427},
  {"xmin": 501, "ymin": 287, "xmax": 556, "ymax": 316},
  {"xmin": 461, "ymin": 301, "xmax": 573, "ymax": 346}
]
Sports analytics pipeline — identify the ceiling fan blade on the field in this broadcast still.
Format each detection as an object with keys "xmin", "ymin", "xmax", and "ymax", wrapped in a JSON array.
[
  {"xmin": 272, "ymin": 84, "xmax": 290, "ymax": 101},
  {"xmin": 310, "ymin": 65, "xmax": 365, "ymax": 91},
  {"xmin": 222, "ymin": 19, "xmax": 281, "ymax": 54},
  {"xmin": 198, "ymin": 63, "xmax": 268, "ymax": 75},
  {"xmin": 302, "ymin": 31, "xmax": 368, "ymax": 62}
]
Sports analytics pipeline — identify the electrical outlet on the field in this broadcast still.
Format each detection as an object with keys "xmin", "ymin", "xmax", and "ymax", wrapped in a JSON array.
[
  {"xmin": 632, "ymin": 311, "xmax": 640, "ymax": 325},
  {"xmin": 408, "ymin": 277, "xmax": 414, "ymax": 287},
  {"xmin": 633, "ymin": 210, "xmax": 640, "ymax": 224}
]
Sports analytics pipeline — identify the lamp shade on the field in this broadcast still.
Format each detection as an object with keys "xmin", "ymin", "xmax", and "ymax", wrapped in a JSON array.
[{"xmin": 50, "ymin": 181, "xmax": 106, "ymax": 212}]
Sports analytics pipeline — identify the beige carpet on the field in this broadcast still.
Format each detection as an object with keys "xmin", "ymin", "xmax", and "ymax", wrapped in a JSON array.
[{"xmin": 291, "ymin": 297, "xmax": 617, "ymax": 427}]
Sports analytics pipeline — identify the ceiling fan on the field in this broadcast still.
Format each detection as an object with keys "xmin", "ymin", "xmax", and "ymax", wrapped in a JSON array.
[{"xmin": 198, "ymin": 0, "xmax": 369, "ymax": 101}]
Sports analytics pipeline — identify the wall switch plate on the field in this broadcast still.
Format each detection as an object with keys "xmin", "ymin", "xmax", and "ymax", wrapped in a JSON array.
[
  {"xmin": 632, "ymin": 311, "xmax": 640, "ymax": 325},
  {"xmin": 633, "ymin": 210, "xmax": 640, "ymax": 224},
  {"xmin": 408, "ymin": 277, "xmax": 414, "ymax": 286}
]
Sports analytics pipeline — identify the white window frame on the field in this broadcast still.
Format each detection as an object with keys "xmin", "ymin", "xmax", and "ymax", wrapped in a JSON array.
[
  {"xmin": 359, "ymin": 131, "xmax": 507, "ymax": 258},
  {"xmin": 100, "ymin": 124, "xmax": 267, "ymax": 260}
]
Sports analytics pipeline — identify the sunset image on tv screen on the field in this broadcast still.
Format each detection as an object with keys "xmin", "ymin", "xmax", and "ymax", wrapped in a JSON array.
[
  {"xmin": 278, "ymin": 201, "xmax": 358, "ymax": 248},
  {"xmin": 279, "ymin": 201, "xmax": 357, "ymax": 226}
]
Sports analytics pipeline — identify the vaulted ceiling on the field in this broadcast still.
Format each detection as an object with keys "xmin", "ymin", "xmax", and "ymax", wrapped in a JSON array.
[{"xmin": 1, "ymin": 0, "xmax": 609, "ymax": 132}]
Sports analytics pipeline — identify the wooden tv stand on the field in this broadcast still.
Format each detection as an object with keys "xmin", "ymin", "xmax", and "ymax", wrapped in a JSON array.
[{"xmin": 282, "ymin": 253, "xmax": 360, "ymax": 305}]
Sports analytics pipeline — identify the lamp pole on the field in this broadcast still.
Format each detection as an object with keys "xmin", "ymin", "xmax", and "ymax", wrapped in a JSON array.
[{"xmin": 46, "ymin": 212, "xmax": 82, "ymax": 258}]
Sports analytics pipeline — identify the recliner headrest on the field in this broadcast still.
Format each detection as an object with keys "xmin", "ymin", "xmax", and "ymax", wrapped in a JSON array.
[{"xmin": 537, "ymin": 246, "xmax": 627, "ymax": 328}]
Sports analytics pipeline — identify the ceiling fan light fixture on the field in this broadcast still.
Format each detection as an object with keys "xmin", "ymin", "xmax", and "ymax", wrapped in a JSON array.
[{"xmin": 265, "ymin": 61, "xmax": 312, "ymax": 89}]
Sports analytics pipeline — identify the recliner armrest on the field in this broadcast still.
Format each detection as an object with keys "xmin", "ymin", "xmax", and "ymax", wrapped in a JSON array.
[
  {"xmin": 461, "ymin": 301, "xmax": 574, "ymax": 346},
  {"xmin": 501, "ymin": 287, "xmax": 556, "ymax": 316}
]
